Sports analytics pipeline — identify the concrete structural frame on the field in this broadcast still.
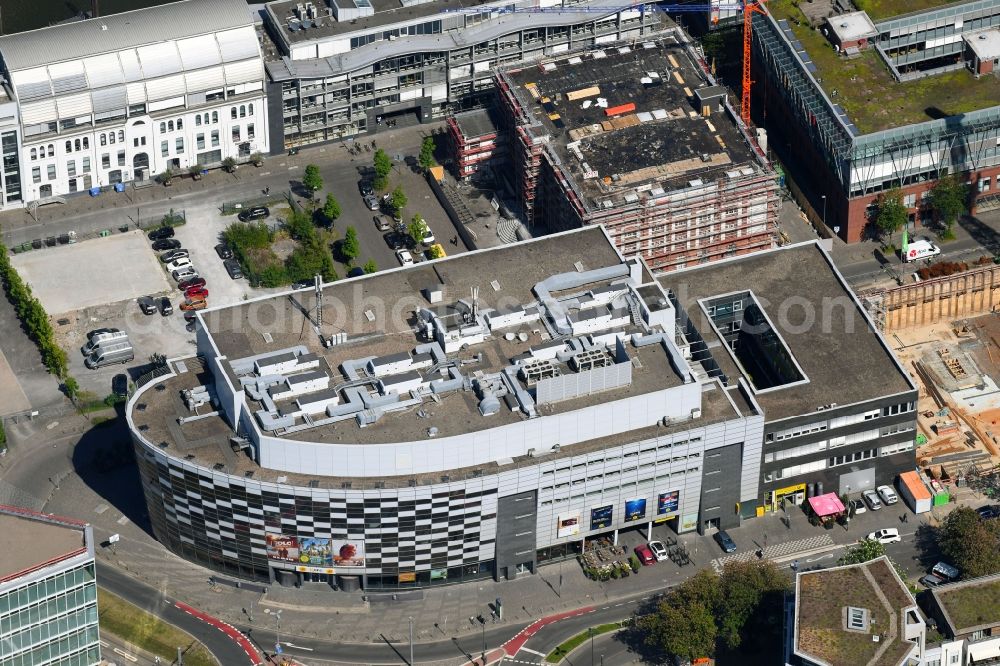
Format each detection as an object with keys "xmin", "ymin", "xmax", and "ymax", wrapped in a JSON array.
[
  {"xmin": 495, "ymin": 32, "xmax": 780, "ymax": 273},
  {"xmin": 0, "ymin": 504, "xmax": 99, "ymax": 666},
  {"xmin": 126, "ymin": 226, "xmax": 770, "ymax": 590},
  {"xmin": 753, "ymin": 0, "xmax": 1000, "ymax": 242},
  {"xmin": 261, "ymin": 0, "xmax": 667, "ymax": 149},
  {"xmin": 0, "ymin": 0, "xmax": 269, "ymax": 209}
]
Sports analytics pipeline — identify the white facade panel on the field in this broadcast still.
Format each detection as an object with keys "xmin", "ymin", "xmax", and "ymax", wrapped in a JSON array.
[
  {"xmin": 47, "ymin": 60, "xmax": 85, "ymax": 80},
  {"xmin": 399, "ymin": 88, "xmax": 422, "ymax": 101},
  {"xmin": 117, "ymin": 50, "xmax": 145, "ymax": 82},
  {"xmin": 126, "ymin": 82, "xmax": 147, "ymax": 105},
  {"xmin": 56, "ymin": 93, "xmax": 92, "ymax": 118},
  {"xmin": 145, "ymin": 74, "xmax": 186, "ymax": 102},
  {"xmin": 148, "ymin": 96, "xmax": 185, "ymax": 112},
  {"xmin": 83, "ymin": 54, "xmax": 126, "ymax": 88},
  {"xmin": 136, "ymin": 43, "xmax": 183, "ymax": 79},
  {"xmin": 430, "ymin": 84, "xmax": 447, "ymax": 101},
  {"xmin": 185, "ymin": 66, "xmax": 226, "ymax": 93},
  {"xmin": 176, "ymin": 35, "xmax": 224, "ymax": 70},
  {"xmin": 223, "ymin": 60, "xmax": 264, "ymax": 86},
  {"xmin": 20, "ymin": 99, "xmax": 57, "ymax": 125},
  {"xmin": 291, "ymin": 43, "xmax": 318, "ymax": 60},
  {"xmin": 217, "ymin": 26, "xmax": 260, "ymax": 62}
]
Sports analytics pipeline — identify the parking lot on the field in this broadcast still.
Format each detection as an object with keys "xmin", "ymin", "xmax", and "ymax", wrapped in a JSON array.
[{"xmin": 11, "ymin": 232, "xmax": 171, "ymax": 314}]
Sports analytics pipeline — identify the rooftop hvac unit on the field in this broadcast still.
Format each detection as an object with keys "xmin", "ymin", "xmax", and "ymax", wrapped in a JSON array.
[
  {"xmin": 570, "ymin": 348, "xmax": 612, "ymax": 372},
  {"xmin": 520, "ymin": 358, "xmax": 560, "ymax": 385}
]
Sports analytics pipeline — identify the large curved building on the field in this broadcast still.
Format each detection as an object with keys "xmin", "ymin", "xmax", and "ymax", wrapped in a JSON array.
[{"xmin": 126, "ymin": 227, "xmax": 767, "ymax": 589}]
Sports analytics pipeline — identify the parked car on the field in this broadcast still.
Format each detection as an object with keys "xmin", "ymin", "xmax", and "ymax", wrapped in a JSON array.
[
  {"xmin": 82, "ymin": 330, "xmax": 128, "ymax": 356},
  {"xmin": 634, "ymin": 544, "xmax": 656, "ymax": 565},
  {"xmin": 165, "ymin": 257, "xmax": 192, "ymax": 273},
  {"xmin": 919, "ymin": 573, "xmax": 949, "ymax": 588},
  {"xmin": 714, "ymin": 530, "xmax": 737, "ymax": 553},
  {"xmin": 151, "ymin": 238, "xmax": 181, "ymax": 251},
  {"xmin": 172, "ymin": 267, "xmax": 198, "ymax": 281},
  {"xmin": 111, "ymin": 373, "xmax": 129, "ymax": 397},
  {"xmin": 86, "ymin": 327, "xmax": 120, "ymax": 341},
  {"xmin": 421, "ymin": 226, "xmax": 435, "ymax": 245},
  {"xmin": 237, "ymin": 206, "xmax": 269, "ymax": 222},
  {"xmin": 180, "ymin": 298, "xmax": 207, "ymax": 311},
  {"xmin": 137, "ymin": 296, "xmax": 158, "ymax": 315},
  {"xmin": 147, "ymin": 226, "xmax": 175, "ymax": 241},
  {"xmin": 364, "ymin": 194, "xmax": 380, "ymax": 211},
  {"xmin": 183, "ymin": 311, "xmax": 198, "ymax": 323},
  {"xmin": 384, "ymin": 232, "xmax": 415, "ymax": 251},
  {"xmin": 877, "ymin": 485, "xmax": 899, "ymax": 505},
  {"xmin": 977, "ymin": 505, "xmax": 1000, "ymax": 519},
  {"xmin": 159, "ymin": 297, "xmax": 173, "ymax": 316},
  {"xmin": 85, "ymin": 341, "xmax": 134, "ymax": 369},
  {"xmin": 395, "ymin": 249, "xmax": 414, "ymax": 266},
  {"xmin": 223, "ymin": 259, "xmax": 243, "ymax": 279},
  {"xmin": 185, "ymin": 286, "xmax": 209, "ymax": 300},
  {"xmin": 862, "ymin": 489, "xmax": 883, "ymax": 511},
  {"xmin": 160, "ymin": 249, "xmax": 189, "ymax": 263},
  {"xmin": 850, "ymin": 499, "xmax": 867, "ymax": 515},
  {"xmin": 648, "ymin": 540, "xmax": 668, "ymax": 562},
  {"xmin": 214, "ymin": 243, "xmax": 233, "ymax": 260},
  {"xmin": 359, "ymin": 180, "xmax": 374, "ymax": 197},
  {"xmin": 178, "ymin": 277, "xmax": 206, "ymax": 291},
  {"xmin": 374, "ymin": 215, "xmax": 391, "ymax": 232},
  {"xmin": 347, "ymin": 267, "xmax": 365, "ymax": 278},
  {"xmin": 291, "ymin": 279, "xmax": 314, "ymax": 290},
  {"xmin": 932, "ymin": 562, "xmax": 960, "ymax": 581},
  {"xmin": 865, "ymin": 528, "xmax": 901, "ymax": 545}
]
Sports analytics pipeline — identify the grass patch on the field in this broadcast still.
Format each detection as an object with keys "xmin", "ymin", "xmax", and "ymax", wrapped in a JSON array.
[
  {"xmin": 853, "ymin": 0, "xmax": 966, "ymax": 20},
  {"xmin": 223, "ymin": 212, "xmax": 338, "ymax": 287},
  {"xmin": 97, "ymin": 589, "xmax": 218, "ymax": 666},
  {"xmin": 765, "ymin": 0, "xmax": 1000, "ymax": 134},
  {"xmin": 545, "ymin": 622, "xmax": 624, "ymax": 662},
  {"xmin": 936, "ymin": 577, "xmax": 1000, "ymax": 633}
]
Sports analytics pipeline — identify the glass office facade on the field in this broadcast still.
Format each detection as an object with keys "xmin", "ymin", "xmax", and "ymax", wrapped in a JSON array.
[{"xmin": 0, "ymin": 562, "xmax": 100, "ymax": 666}]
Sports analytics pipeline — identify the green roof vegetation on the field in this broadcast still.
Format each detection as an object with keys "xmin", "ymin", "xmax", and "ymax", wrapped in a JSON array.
[
  {"xmin": 936, "ymin": 577, "xmax": 1000, "ymax": 633},
  {"xmin": 853, "ymin": 0, "xmax": 967, "ymax": 21},
  {"xmin": 765, "ymin": 0, "xmax": 1000, "ymax": 134}
]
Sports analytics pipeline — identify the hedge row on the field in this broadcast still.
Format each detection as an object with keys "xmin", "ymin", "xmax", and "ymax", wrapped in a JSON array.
[{"xmin": 0, "ymin": 239, "xmax": 68, "ymax": 377}]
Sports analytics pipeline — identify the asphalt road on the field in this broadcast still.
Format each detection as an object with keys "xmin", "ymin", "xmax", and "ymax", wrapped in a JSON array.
[
  {"xmin": 96, "ymin": 562, "xmax": 260, "ymax": 666},
  {"xmin": 837, "ymin": 233, "xmax": 999, "ymax": 285}
]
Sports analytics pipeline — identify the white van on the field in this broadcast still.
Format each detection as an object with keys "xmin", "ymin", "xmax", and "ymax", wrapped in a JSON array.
[
  {"xmin": 81, "ymin": 330, "xmax": 128, "ymax": 356},
  {"xmin": 903, "ymin": 238, "xmax": 941, "ymax": 263},
  {"xmin": 85, "ymin": 341, "xmax": 134, "ymax": 369}
]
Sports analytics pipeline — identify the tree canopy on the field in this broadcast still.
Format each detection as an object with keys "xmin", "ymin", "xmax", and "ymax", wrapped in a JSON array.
[
  {"xmin": 391, "ymin": 186, "xmax": 408, "ymax": 218},
  {"xmin": 363, "ymin": 260, "xmax": 378, "ymax": 274},
  {"xmin": 929, "ymin": 174, "xmax": 969, "ymax": 228},
  {"xmin": 373, "ymin": 149, "xmax": 392, "ymax": 191},
  {"xmin": 874, "ymin": 188, "xmax": 908, "ymax": 240},
  {"xmin": 418, "ymin": 136, "xmax": 437, "ymax": 171},
  {"xmin": 939, "ymin": 506, "xmax": 1000, "ymax": 578},
  {"xmin": 342, "ymin": 226, "xmax": 360, "ymax": 264},
  {"xmin": 323, "ymin": 194, "xmax": 342, "ymax": 223},
  {"xmin": 303, "ymin": 164, "xmax": 323, "ymax": 193},
  {"xmin": 839, "ymin": 538, "xmax": 887, "ymax": 565},
  {"xmin": 408, "ymin": 214, "xmax": 428, "ymax": 246}
]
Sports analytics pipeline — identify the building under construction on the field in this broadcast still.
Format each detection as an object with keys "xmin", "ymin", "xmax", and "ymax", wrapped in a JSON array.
[
  {"xmin": 496, "ymin": 31, "xmax": 780, "ymax": 272},
  {"xmin": 447, "ymin": 108, "xmax": 505, "ymax": 182}
]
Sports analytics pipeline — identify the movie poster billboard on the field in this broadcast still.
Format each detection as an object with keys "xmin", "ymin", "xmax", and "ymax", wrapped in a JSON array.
[
  {"xmin": 556, "ymin": 512, "xmax": 581, "ymax": 538},
  {"xmin": 624, "ymin": 497, "xmax": 647, "ymax": 522},
  {"xmin": 590, "ymin": 505, "xmax": 613, "ymax": 531},
  {"xmin": 297, "ymin": 537, "xmax": 333, "ymax": 566},
  {"xmin": 331, "ymin": 540, "xmax": 365, "ymax": 567},
  {"xmin": 265, "ymin": 534, "xmax": 300, "ymax": 562},
  {"xmin": 657, "ymin": 491, "xmax": 680, "ymax": 515}
]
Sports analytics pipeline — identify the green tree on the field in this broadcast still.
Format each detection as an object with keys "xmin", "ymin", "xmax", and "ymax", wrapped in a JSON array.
[
  {"xmin": 323, "ymin": 194, "xmax": 342, "ymax": 224},
  {"xmin": 303, "ymin": 164, "xmax": 323, "ymax": 195},
  {"xmin": 363, "ymin": 260, "xmax": 378, "ymax": 274},
  {"xmin": 874, "ymin": 188, "xmax": 908, "ymax": 244},
  {"xmin": 374, "ymin": 149, "xmax": 392, "ymax": 179},
  {"xmin": 221, "ymin": 156, "xmax": 237, "ymax": 174},
  {"xmin": 62, "ymin": 377, "xmax": 80, "ymax": 404},
  {"xmin": 342, "ymin": 226, "xmax": 360, "ymax": 264},
  {"xmin": 940, "ymin": 506, "xmax": 1000, "ymax": 578},
  {"xmin": 285, "ymin": 209, "xmax": 314, "ymax": 241},
  {"xmin": 408, "ymin": 214, "xmax": 428, "ymax": 246},
  {"xmin": 839, "ymin": 538, "xmax": 887, "ymax": 565},
  {"xmin": 391, "ymin": 186, "xmax": 408, "ymax": 219},
  {"xmin": 418, "ymin": 136, "xmax": 437, "ymax": 171},
  {"xmin": 426, "ymin": 244, "xmax": 445, "ymax": 260},
  {"xmin": 929, "ymin": 174, "xmax": 969, "ymax": 230},
  {"xmin": 636, "ymin": 569, "xmax": 719, "ymax": 661},
  {"xmin": 717, "ymin": 560, "xmax": 790, "ymax": 651}
]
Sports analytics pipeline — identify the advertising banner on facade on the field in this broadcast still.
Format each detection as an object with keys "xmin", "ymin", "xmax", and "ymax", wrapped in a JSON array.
[
  {"xmin": 298, "ymin": 537, "xmax": 333, "ymax": 566},
  {"xmin": 265, "ymin": 534, "xmax": 300, "ymax": 562},
  {"xmin": 398, "ymin": 572, "xmax": 417, "ymax": 583},
  {"xmin": 331, "ymin": 540, "xmax": 365, "ymax": 567},
  {"xmin": 657, "ymin": 491, "xmax": 680, "ymax": 515},
  {"xmin": 590, "ymin": 505, "xmax": 613, "ymax": 531},
  {"xmin": 557, "ymin": 512, "xmax": 581, "ymax": 538},
  {"xmin": 624, "ymin": 498, "xmax": 647, "ymax": 522}
]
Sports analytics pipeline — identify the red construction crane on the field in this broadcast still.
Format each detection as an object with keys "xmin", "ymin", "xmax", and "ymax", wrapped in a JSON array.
[{"xmin": 741, "ymin": 1, "xmax": 769, "ymax": 126}]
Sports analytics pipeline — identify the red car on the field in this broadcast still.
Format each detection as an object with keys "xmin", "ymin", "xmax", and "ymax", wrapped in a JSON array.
[
  {"xmin": 178, "ymin": 277, "xmax": 206, "ymax": 291},
  {"xmin": 185, "ymin": 286, "xmax": 209, "ymax": 300},
  {"xmin": 634, "ymin": 544, "xmax": 655, "ymax": 565}
]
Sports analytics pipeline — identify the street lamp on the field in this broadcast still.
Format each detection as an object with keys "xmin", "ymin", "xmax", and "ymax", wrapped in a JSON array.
[
  {"xmin": 409, "ymin": 616, "xmax": 414, "ymax": 666},
  {"xmin": 274, "ymin": 609, "xmax": 283, "ymax": 656},
  {"xmin": 481, "ymin": 616, "xmax": 487, "ymax": 665},
  {"xmin": 590, "ymin": 628, "xmax": 595, "ymax": 666},
  {"xmin": 821, "ymin": 195, "xmax": 827, "ymax": 228}
]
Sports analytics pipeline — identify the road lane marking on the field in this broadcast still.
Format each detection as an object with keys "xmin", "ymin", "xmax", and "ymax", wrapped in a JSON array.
[
  {"xmin": 113, "ymin": 647, "xmax": 139, "ymax": 662},
  {"xmin": 518, "ymin": 647, "xmax": 546, "ymax": 657}
]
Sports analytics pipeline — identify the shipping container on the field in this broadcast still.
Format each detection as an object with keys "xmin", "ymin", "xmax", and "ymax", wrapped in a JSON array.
[{"xmin": 898, "ymin": 470, "xmax": 932, "ymax": 514}]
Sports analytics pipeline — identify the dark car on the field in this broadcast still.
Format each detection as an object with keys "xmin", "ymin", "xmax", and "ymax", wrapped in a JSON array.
[
  {"xmin": 214, "ymin": 243, "xmax": 233, "ymax": 260},
  {"xmin": 137, "ymin": 295, "xmax": 158, "ymax": 315},
  {"xmin": 359, "ymin": 180, "xmax": 374, "ymax": 197},
  {"xmin": 919, "ymin": 573, "xmax": 949, "ymax": 588},
  {"xmin": 160, "ymin": 249, "xmax": 189, "ymax": 263},
  {"xmin": 384, "ymin": 232, "xmax": 415, "ymax": 251},
  {"xmin": 159, "ymin": 297, "xmax": 173, "ymax": 315},
  {"xmin": 714, "ymin": 530, "xmax": 737, "ymax": 553},
  {"xmin": 634, "ymin": 544, "xmax": 655, "ymax": 565},
  {"xmin": 183, "ymin": 311, "xmax": 198, "ymax": 322},
  {"xmin": 178, "ymin": 276, "xmax": 206, "ymax": 291},
  {"xmin": 147, "ymin": 226, "xmax": 175, "ymax": 241},
  {"xmin": 223, "ymin": 258, "xmax": 244, "ymax": 279},
  {"xmin": 86, "ymin": 327, "xmax": 120, "ymax": 341},
  {"xmin": 151, "ymin": 238, "xmax": 182, "ymax": 251},
  {"xmin": 237, "ymin": 206, "xmax": 269, "ymax": 222},
  {"xmin": 977, "ymin": 505, "xmax": 1000, "ymax": 519},
  {"xmin": 111, "ymin": 373, "xmax": 128, "ymax": 398},
  {"xmin": 347, "ymin": 267, "xmax": 365, "ymax": 278}
]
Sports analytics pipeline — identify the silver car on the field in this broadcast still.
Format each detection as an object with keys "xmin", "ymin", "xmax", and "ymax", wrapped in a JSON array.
[{"xmin": 862, "ymin": 489, "xmax": 883, "ymax": 510}]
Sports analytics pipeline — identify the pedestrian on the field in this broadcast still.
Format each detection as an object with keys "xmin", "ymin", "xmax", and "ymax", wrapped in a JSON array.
[
  {"xmin": 264, "ymin": 186, "xmax": 270, "ymax": 196},
  {"xmin": 901, "ymin": 513, "xmax": 907, "ymax": 523}
]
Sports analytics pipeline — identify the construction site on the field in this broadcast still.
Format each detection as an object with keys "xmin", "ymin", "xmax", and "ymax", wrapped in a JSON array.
[
  {"xmin": 867, "ymin": 274, "xmax": 1000, "ymax": 501},
  {"xmin": 495, "ymin": 30, "xmax": 780, "ymax": 273}
]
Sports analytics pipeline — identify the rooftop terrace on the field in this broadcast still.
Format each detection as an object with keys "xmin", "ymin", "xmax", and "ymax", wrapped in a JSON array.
[
  {"xmin": 795, "ymin": 557, "xmax": 919, "ymax": 666},
  {"xmin": 659, "ymin": 241, "xmax": 915, "ymax": 422},
  {"xmin": 502, "ymin": 35, "xmax": 757, "ymax": 209},
  {"xmin": 765, "ymin": 0, "xmax": 1000, "ymax": 134},
  {"xmin": 0, "ymin": 509, "xmax": 87, "ymax": 583}
]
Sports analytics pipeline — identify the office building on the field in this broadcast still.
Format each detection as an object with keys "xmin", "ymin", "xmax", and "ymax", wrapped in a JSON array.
[
  {"xmin": 0, "ymin": 504, "xmax": 99, "ymax": 666},
  {"xmin": 0, "ymin": 0, "xmax": 269, "ymax": 209},
  {"xmin": 496, "ymin": 33, "xmax": 779, "ymax": 272}
]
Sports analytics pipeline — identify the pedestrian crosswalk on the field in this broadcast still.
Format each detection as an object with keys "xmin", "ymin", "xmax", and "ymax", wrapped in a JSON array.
[{"xmin": 711, "ymin": 534, "xmax": 834, "ymax": 573}]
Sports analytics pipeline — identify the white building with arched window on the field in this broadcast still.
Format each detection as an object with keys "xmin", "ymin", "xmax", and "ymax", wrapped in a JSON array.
[{"xmin": 0, "ymin": 0, "xmax": 268, "ymax": 207}]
